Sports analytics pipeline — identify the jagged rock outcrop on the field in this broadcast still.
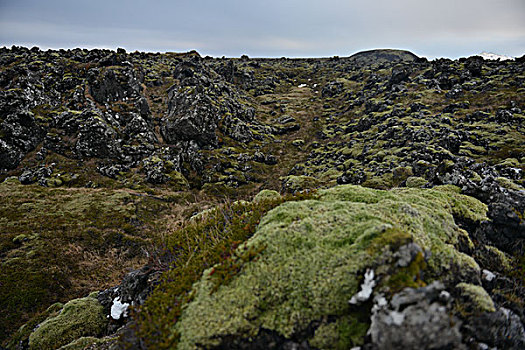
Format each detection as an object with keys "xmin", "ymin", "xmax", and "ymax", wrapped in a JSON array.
[{"xmin": 161, "ymin": 60, "xmax": 257, "ymax": 147}]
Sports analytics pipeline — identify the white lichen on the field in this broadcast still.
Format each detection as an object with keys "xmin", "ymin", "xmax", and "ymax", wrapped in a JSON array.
[
  {"xmin": 110, "ymin": 297, "xmax": 129, "ymax": 320},
  {"xmin": 349, "ymin": 269, "xmax": 376, "ymax": 305},
  {"xmin": 482, "ymin": 269, "xmax": 496, "ymax": 282}
]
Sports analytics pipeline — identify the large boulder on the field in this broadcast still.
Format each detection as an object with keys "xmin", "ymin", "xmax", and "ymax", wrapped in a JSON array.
[
  {"xmin": 0, "ymin": 110, "xmax": 45, "ymax": 170},
  {"xmin": 174, "ymin": 185, "xmax": 487, "ymax": 349},
  {"xmin": 75, "ymin": 111, "xmax": 118, "ymax": 158},
  {"xmin": 88, "ymin": 67, "xmax": 143, "ymax": 104},
  {"xmin": 161, "ymin": 61, "xmax": 256, "ymax": 148},
  {"xmin": 161, "ymin": 85, "xmax": 221, "ymax": 147}
]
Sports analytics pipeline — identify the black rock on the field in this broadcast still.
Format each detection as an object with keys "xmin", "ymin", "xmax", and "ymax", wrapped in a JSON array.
[
  {"xmin": 464, "ymin": 308, "xmax": 525, "ymax": 349},
  {"xmin": 321, "ymin": 82, "xmax": 343, "ymax": 97},
  {"xmin": 389, "ymin": 65, "xmax": 410, "ymax": 86}
]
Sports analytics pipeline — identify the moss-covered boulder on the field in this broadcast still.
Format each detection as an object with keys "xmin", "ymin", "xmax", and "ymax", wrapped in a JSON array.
[
  {"xmin": 175, "ymin": 185, "xmax": 487, "ymax": 349},
  {"xmin": 28, "ymin": 295, "xmax": 108, "ymax": 350},
  {"xmin": 280, "ymin": 175, "xmax": 321, "ymax": 193},
  {"xmin": 253, "ymin": 189, "xmax": 281, "ymax": 202},
  {"xmin": 456, "ymin": 282, "xmax": 496, "ymax": 313},
  {"xmin": 405, "ymin": 176, "xmax": 428, "ymax": 188}
]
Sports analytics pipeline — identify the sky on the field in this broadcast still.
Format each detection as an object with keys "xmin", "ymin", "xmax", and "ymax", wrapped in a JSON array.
[{"xmin": 0, "ymin": 0, "xmax": 524, "ymax": 59}]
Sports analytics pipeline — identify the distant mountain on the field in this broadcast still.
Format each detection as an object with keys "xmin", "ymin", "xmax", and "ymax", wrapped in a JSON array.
[{"xmin": 479, "ymin": 51, "xmax": 514, "ymax": 61}]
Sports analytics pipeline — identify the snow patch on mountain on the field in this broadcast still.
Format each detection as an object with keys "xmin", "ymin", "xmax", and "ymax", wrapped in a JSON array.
[{"xmin": 479, "ymin": 52, "xmax": 514, "ymax": 61}]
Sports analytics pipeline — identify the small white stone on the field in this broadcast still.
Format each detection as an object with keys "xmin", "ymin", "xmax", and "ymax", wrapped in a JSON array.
[
  {"xmin": 440, "ymin": 290, "xmax": 451, "ymax": 300},
  {"xmin": 110, "ymin": 297, "xmax": 130, "ymax": 320},
  {"xmin": 349, "ymin": 269, "xmax": 376, "ymax": 305},
  {"xmin": 376, "ymin": 296, "xmax": 387, "ymax": 307},
  {"xmin": 298, "ymin": 84, "xmax": 307, "ymax": 88},
  {"xmin": 483, "ymin": 269, "xmax": 496, "ymax": 282}
]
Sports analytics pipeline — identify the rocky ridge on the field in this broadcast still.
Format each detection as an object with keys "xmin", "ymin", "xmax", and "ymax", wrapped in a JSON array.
[{"xmin": 0, "ymin": 46, "xmax": 524, "ymax": 349}]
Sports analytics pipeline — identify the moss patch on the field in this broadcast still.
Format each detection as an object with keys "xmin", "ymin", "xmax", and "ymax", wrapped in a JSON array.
[
  {"xmin": 406, "ymin": 176, "xmax": 428, "ymax": 188},
  {"xmin": 456, "ymin": 282, "xmax": 496, "ymax": 313},
  {"xmin": 134, "ymin": 191, "xmax": 315, "ymax": 349},
  {"xmin": 28, "ymin": 295, "xmax": 107, "ymax": 350},
  {"xmin": 253, "ymin": 189, "xmax": 281, "ymax": 202},
  {"xmin": 174, "ymin": 185, "xmax": 487, "ymax": 349},
  {"xmin": 309, "ymin": 316, "xmax": 369, "ymax": 349}
]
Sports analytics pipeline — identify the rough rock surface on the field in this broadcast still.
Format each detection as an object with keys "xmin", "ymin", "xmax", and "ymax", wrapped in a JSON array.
[{"xmin": 369, "ymin": 282, "xmax": 464, "ymax": 349}]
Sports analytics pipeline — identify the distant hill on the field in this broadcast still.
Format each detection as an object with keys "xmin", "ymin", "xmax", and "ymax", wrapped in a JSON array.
[{"xmin": 348, "ymin": 48, "xmax": 420, "ymax": 64}]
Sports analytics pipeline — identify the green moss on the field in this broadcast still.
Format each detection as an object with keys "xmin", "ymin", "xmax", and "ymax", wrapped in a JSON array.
[
  {"xmin": 469, "ymin": 172, "xmax": 482, "ymax": 182},
  {"xmin": 7, "ymin": 303, "xmax": 64, "ymax": 349},
  {"xmin": 291, "ymin": 139, "xmax": 305, "ymax": 147},
  {"xmin": 459, "ymin": 142, "xmax": 487, "ymax": 156},
  {"xmin": 405, "ymin": 176, "xmax": 427, "ymax": 188},
  {"xmin": 253, "ymin": 189, "xmax": 281, "ymax": 202},
  {"xmin": 135, "ymin": 192, "xmax": 314, "ymax": 349},
  {"xmin": 46, "ymin": 177, "xmax": 63, "ymax": 187},
  {"xmin": 174, "ymin": 185, "xmax": 487, "ymax": 349},
  {"xmin": 456, "ymin": 283, "xmax": 496, "ymax": 313},
  {"xmin": 495, "ymin": 177, "xmax": 523, "ymax": 191},
  {"xmin": 498, "ymin": 158, "xmax": 520, "ymax": 167},
  {"xmin": 386, "ymin": 251, "xmax": 427, "ymax": 292},
  {"xmin": 392, "ymin": 166, "xmax": 413, "ymax": 186},
  {"xmin": 474, "ymin": 245, "xmax": 513, "ymax": 273},
  {"xmin": 201, "ymin": 182, "xmax": 237, "ymax": 197},
  {"xmin": 28, "ymin": 295, "xmax": 107, "ymax": 350},
  {"xmin": 12, "ymin": 234, "xmax": 29, "ymax": 244},
  {"xmin": 57, "ymin": 336, "xmax": 102, "ymax": 350},
  {"xmin": 317, "ymin": 184, "xmax": 394, "ymax": 203},
  {"xmin": 309, "ymin": 316, "xmax": 369, "ymax": 350},
  {"xmin": 362, "ymin": 173, "xmax": 394, "ymax": 189},
  {"xmin": 309, "ymin": 322, "xmax": 340, "ymax": 349},
  {"xmin": 281, "ymin": 175, "xmax": 321, "ymax": 193},
  {"xmin": 167, "ymin": 171, "xmax": 190, "ymax": 190},
  {"xmin": 318, "ymin": 168, "xmax": 343, "ymax": 184}
]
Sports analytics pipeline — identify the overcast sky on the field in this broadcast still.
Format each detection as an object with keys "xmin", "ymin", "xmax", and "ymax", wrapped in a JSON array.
[{"xmin": 0, "ymin": 0, "xmax": 524, "ymax": 59}]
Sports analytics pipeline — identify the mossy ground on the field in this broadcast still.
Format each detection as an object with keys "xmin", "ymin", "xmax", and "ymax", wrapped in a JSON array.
[
  {"xmin": 0, "ymin": 178, "xmax": 171, "ymax": 343},
  {"xmin": 28, "ymin": 295, "xmax": 107, "ymax": 349},
  {"xmin": 137, "ymin": 185, "xmax": 490, "ymax": 349},
  {"xmin": 133, "ymin": 191, "xmax": 315, "ymax": 349}
]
